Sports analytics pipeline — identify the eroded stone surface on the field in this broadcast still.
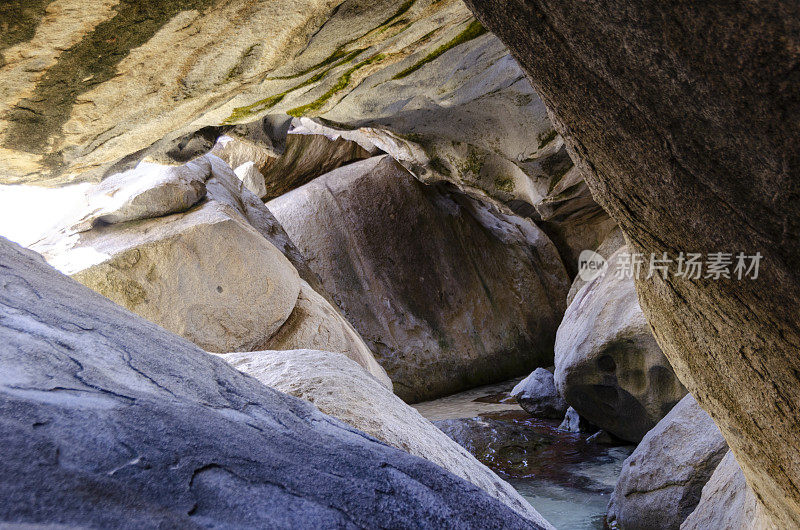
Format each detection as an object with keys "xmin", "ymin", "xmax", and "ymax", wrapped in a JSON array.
[
  {"xmin": 555, "ymin": 247, "xmax": 687, "ymax": 442},
  {"xmin": 270, "ymin": 155, "xmax": 569, "ymax": 402},
  {"xmin": 464, "ymin": 1, "xmax": 800, "ymax": 525},
  {"xmin": 607, "ymin": 394, "xmax": 729, "ymax": 530},
  {"xmin": 214, "ymin": 130, "xmax": 373, "ymax": 200},
  {"xmin": 217, "ymin": 348, "xmax": 550, "ymax": 527},
  {"xmin": 0, "ymin": 236, "xmax": 543, "ymax": 529}
]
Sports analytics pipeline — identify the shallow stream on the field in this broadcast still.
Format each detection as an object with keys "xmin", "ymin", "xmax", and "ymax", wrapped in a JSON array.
[{"xmin": 414, "ymin": 380, "xmax": 634, "ymax": 529}]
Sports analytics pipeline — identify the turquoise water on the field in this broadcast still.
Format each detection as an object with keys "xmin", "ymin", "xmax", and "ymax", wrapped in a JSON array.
[{"xmin": 415, "ymin": 380, "xmax": 633, "ymax": 530}]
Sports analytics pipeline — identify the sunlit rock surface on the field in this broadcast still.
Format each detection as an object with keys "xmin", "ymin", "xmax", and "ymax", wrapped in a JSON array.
[
  {"xmin": 270, "ymin": 155, "xmax": 569, "ymax": 402},
  {"xmin": 0, "ymin": 236, "xmax": 542, "ymax": 529},
  {"xmin": 32, "ymin": 154, "xmax": 390, "ymax": 384},
  {"xmin": 0, "ymin": 0, "xmax": 612, "ymax": 272}
]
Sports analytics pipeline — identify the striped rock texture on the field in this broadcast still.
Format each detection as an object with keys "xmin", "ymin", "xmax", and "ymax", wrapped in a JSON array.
[{"xmin": 1, "ymin": 0, "xmax": 613, "ymax": 265}]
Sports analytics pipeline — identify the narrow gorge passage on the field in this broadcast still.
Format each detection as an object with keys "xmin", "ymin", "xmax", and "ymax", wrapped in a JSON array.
[{"xmin": 1, "ymin": 1, "xmax": 797, "ymax": 529}]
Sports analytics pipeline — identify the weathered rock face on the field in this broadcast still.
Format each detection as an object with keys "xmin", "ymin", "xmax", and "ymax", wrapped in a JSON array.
[
  {"xmin": 213, "ymin": 130, "xmax": 373, "ymax": 200},
  {"xmin": 32, "ymin": 155, "xmax": 389, "ymax": 385},
  {"xmin": 0, "ymin": 236, "xmax": 543, "ymax": 529},
  {"xmin": 607, "ymin": 394, "xmax": 729, "ymax": 530},
  {"xmin": 464, "ymin": 1, "xmax": 800, "ymax": 525},
  {"xmin": 555, "ymin": 247, "xmax": 687, "ymax": 442},
  {"xmin": 510, "ymin": 368, "xmax": 568, "ymax": 420},
  {"xmin": 259, "ymin": 281, "xmax": 390, "ymax": 387},
  {"xmin": 681, "ymin": 452, "xmax": 766, "ymax": 530},
  {"xmin": 269, "ymin": 155, "xmax": 570, "ymax": 402},
  {"xmin": 216, "ymin": 348, "xmax": 551, "ymax": 528},
  {"xmin": 0, "ymin": 0, "xmax": 611, "ymax": 276}
]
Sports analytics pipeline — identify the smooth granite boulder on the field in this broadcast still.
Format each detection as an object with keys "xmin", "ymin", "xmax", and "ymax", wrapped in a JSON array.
[
  {"xmin": 0, "ymin": 236, "xmax": 546, "ymax": 529},
  {"xmin": 607, "ymin": 394, "xmax": 729, "ymax": 529},
  {"xmin": 269, "ymin": 155, "xmax": 569, "ymax": 402},
  {"xmin": 510, "ymin": 368, "xmax": 568, "ymax": 419},
  {"xmin": 555, "ymin": 247, "xmax": 687, "ymax": 442},
  {"xmin": 558, "ymin": 407, "xmax": 597, "ymax": 435},
  {"xmin": 217, "ymin": 348, "xmax": 549, "ymax": 527},
  {"xmin": 213, "ymin": 131, "xmax": 372, "ymax": 201}
]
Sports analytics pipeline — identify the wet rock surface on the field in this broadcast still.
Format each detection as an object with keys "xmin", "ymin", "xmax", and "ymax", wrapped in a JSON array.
[{"xmin": 417, "ymin": 380, "xmax": 634, "ymax": 529}]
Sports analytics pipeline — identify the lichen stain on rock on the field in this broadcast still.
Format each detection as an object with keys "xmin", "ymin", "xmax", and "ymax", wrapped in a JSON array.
[
  {"xmin": 2, "ymin": 0, "xmax": 219, "ymax": 164},
  {"xmin": 0, "ymin": 0, "xmax": 54, "ymax": 62}
]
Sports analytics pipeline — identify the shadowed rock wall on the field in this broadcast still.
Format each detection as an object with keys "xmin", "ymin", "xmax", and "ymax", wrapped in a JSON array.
[{"xmin": 463, "ymin": 0, "xmax": 800, "ymax": 526}]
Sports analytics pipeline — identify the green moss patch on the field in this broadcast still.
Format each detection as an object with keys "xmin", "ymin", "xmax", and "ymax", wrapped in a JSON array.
[
  {"xmin": 494, "ymin": 176, "xmax": 515, "ymax": 193},
  {"xmin": 287, "ymin": 53, "xmax": 386, "ymax": 117},
  {"xmin": 392, "ymin": 19, "xmax": 487, "ymax": 80}
]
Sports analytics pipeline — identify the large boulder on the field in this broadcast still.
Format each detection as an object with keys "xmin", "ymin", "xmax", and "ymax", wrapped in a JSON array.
[
  {"xmin": 213, "ymin": 131, "xmax": 373, "ymax": 201},
  {"xmin": 217, "ymin": 348, "xmax": 549, "ymax": 527},
  {"xmin": 510, "ymin": 368, "xmax": 568, "ymax": 419},
  {"xmin": 554, "ymin": 247, "xmax": 687, "ymax": 442},
  {"xmin": 269, "ymin": 155, "xmax": 570, "ymax": 402},
  {"xmin": 50, "ymin": 196, "xmax": 302, "ymax": 354},
  {"xmin": 259, "ymin": 281, "xmax": 389, "ymax": 387},
  {"xmin": 607, "ymin": 394, "xmax": 729, "ymax": 529},
  {"xmin": 33, "ymin": 155, "xmax": 389, "ymax": 385},
  {"xmin": 0, "ymin": 236, "xmax": 545, "ymax": 529},
  {"xmin": 0, "ymin": 0, "xmax": 613, "ymax": 279},
  {"xmin": 681, "ymin": 452, "xmax": 766, "ymax": 530},
  {"xmin": 464, "ymin": 1, "xmax": 800, "ymax": 525}
]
